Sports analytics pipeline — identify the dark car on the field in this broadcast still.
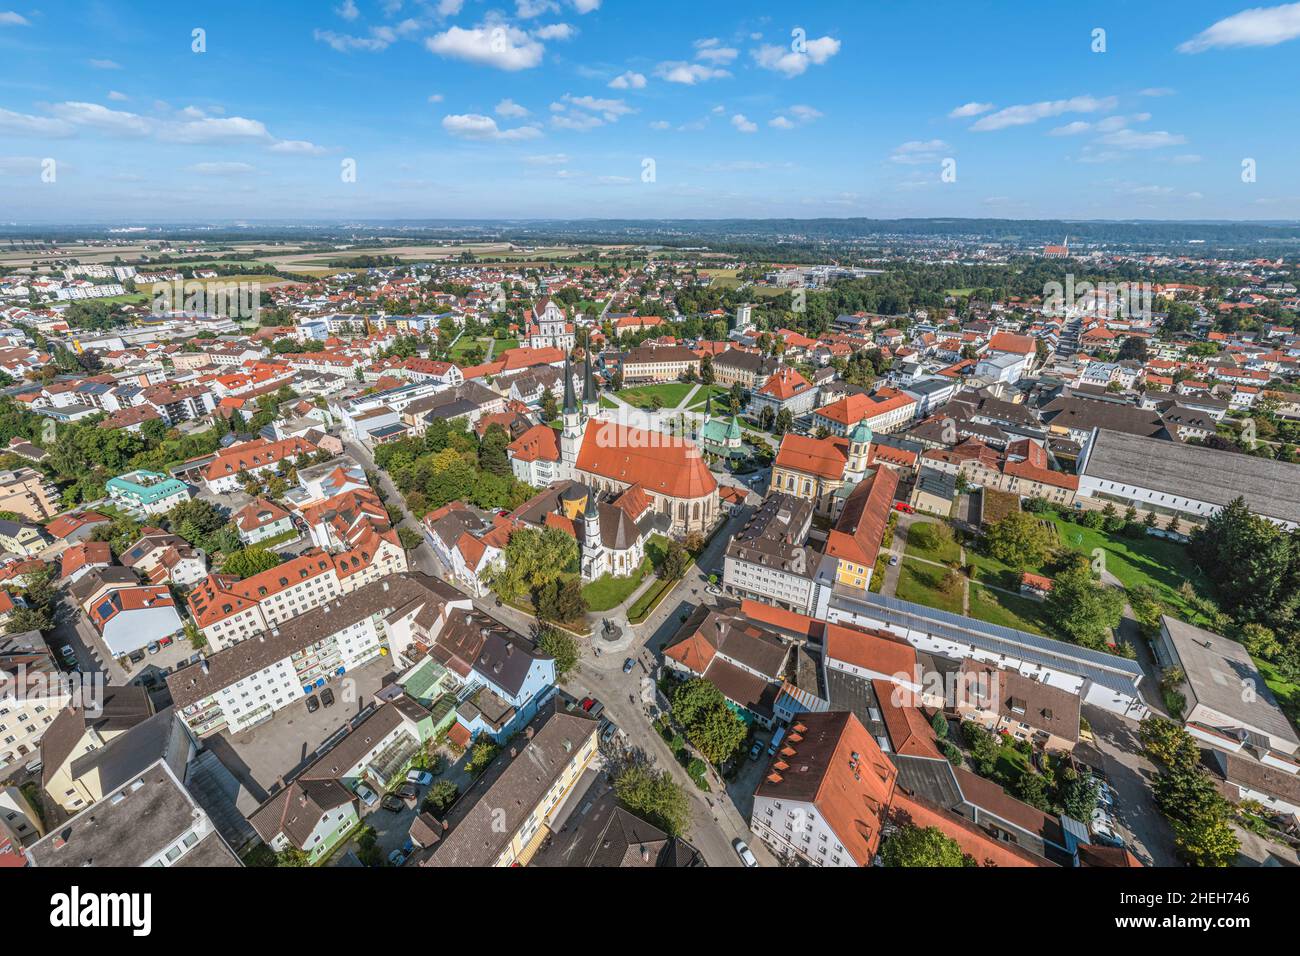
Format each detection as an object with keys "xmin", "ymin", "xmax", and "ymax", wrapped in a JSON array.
[
  {"xmin": 398, "ymin": 783, "xmax": 419, "ymax": 802},
  {"xmin": 622, "ymin": 657, "xmax": 635, "ymax": 674},
  {"xmin": 305, "ymin": 694, "xmax": 320, "ymax": 713},
  {"xmin": 381, "ymin": 794, "xmax": 405, "ymax": 813},
  {"xmin": 320, "ymin": 687, "xmax": 335, "ymax": 708}
]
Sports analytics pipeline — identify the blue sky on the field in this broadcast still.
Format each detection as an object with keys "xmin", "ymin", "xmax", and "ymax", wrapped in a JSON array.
[{"xmin": 1, "ymin": 0, "xmax": 1299, "ymax": 222}]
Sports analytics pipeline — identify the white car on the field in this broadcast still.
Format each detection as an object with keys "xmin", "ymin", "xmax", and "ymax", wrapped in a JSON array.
[
  {"xmin": 733, "ymin": 838, "xmax": 758, "ymax": 867},
  {"xmin": 355, "ymin": 784, "xmax": 378, "ymax": 808},
  {"xmin": 406, "ymin": 770, "xmax": 433, "ymax": 786}
]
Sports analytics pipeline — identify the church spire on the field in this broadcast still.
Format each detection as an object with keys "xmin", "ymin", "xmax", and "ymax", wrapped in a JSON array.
[
  {"xmin": 583, "ymin": 354, "xmax": 595, "ymax": 403},
  {"xmin": 562, "ymin": 353, "xmax": 577, "ymax": 414}
]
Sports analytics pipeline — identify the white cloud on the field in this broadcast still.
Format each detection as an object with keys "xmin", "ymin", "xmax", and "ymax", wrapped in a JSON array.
[
  {"xmin": 428, "ymin": 93, "xmax": 444, "ymax": 103},
  {"xmin": 1097, "ymin": 128, "xmax": 1187, "ymax": 149},
  {"xmin": 313, "ymin": 28, "xmax": 392, "ymax": 52},
  {"xmin": 106, "ymin": 90, "xmax": 129, "ymax": 102},
  {"xmin": 89, "ymin": 59, "xmax": 122, "ymax": 70},
  {"xmin": 948, "ymin": 101, "xmax": 993, "ymax": 118},
  {"xmin": 50, "ymin": 101, "xmax": 153, "ymax": 136},
  {"xmin": 336, "ymin": 0, "xmax": 360, "ymax": 20},
  {"xmin": 186, "ymin": 161, "xmax": 258, "ymax": 176},
  {"xmin": 533, "ymin": 23, "xmax": 575, "ymax": 40},
  {"xmin": 1139, "ymin": 87, "xmax": 1175, "ymax": 97},
  {"xmin": 426, "ymin": 24, "xmax": 545, "ymax": 70},
  {"xmin": 496, "ymin": 98, "xmax": 530, "ymax": 118},
  {"xmin": 889, "ymin": 139, "xmax": 950, "ymax": 164},
  {"xmin": 524, "ymin": 152, "xmax": 569, "ymax": 164},
  {"xmin": 0, "ymin": 107, "xmax": 74, "ymax": 137},
  {"xmin": 969, "ymin": 95, "xmax": 1117, "ymax": 131},
  {"xmin": 731, "ymin": 113, "xmax": 757, "ymax": 133},
  {"xmin": 0, "ymin": 10, "xmax": 30, "ymax": 26},
  {"xmin": 751, "ymin": 36, "xmax": 840, "ymax": 77},
  {"xmin": 1049, "ymin": 120, "xmax": 1093, "ymax": 136},
  {"xmin": 654, "ymin": 61, "xmax": 731, "ymax": 84},
  {"xmin": 608, "ymin": 70, "xmax": 646, "ymax": 89},
  {"xmin": 770, "ymin": 104, "xmax": 822, "ymax": 128},
  {"xmin": 571, "ymin": 0, "xmax": 601, "ymax": 12},
  {"xmin": 548, "ymin": 93, "xmax": 634, "ymax": 130},
  {"xmin": 269, "ymin": 139, "xmax": 328, "ymax": 155},
  {"xmin": 442, "ymin": 112, "xmax": 543, "ymax": 140},
  {"xmin": 1178, "ymin": 2, "xmax": 1300, "ymax": 52},
  {"xmin": 649, "ymin": 120, "xmax": 670, "ymax": 130},
  {"xmin": 694, "ymin": 38, "xmax": 738, "ymax": 64},
  {"xmin": 436, "ymin": 0, "xmax": 464, "ymax": 14}
]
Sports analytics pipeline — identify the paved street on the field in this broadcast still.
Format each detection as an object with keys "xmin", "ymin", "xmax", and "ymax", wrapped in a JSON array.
[{"xmin": 1082, "ymin": 707, "xmax": 1180, "ymax": 867}]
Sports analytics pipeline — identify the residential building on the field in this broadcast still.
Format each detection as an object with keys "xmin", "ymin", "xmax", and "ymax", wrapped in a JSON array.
[
  {"xmin": 750, "ymin": 710, "xmax": 897, "ymax": 867},
  {"xmin": 421, "ymin": 702, "xmax": 599, "ymax": 867},
  {"xmin": 169, "ymin": 574, "xmax": 453, "ymax": 736},
  {"xmin": 722, "ymin": 493, "xmax": 818, "ymax": 613},
  {"xmin": 0, "ymin": 467, "xmax": 59, "ymax": 521},
  {"xmin": 25, "ymin": 759, "xmax": 241, "ymax": 867},
  {"xmin": 105, "ymin": 469, "xmax": 192, "ymax": 517},
  {"xmin": 0, "ymin": 631, "xmax": 73, "ymax": 771}
]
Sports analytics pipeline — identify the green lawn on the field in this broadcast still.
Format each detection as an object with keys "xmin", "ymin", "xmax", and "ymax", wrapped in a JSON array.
[
  {"xmin": 1047, "ymin": 516, "xmax": 1207, "ymax": 619},
  {"xmin": 992, "ymin": 744, "xmax": 1032, "ymax": 790},
  {"xmin": 904, "ymin": 520, "xmax": 962, "ymax": 565},
  {"xmin": 965, "ymin": 549, "xmax": 1029, "ymax": 590},
  {"xmin": 581, "ymin": 555, "xmax": 653, "ymax": 612},
  {"xmin": 616, "ymin": 382, "xmax": 696, "ymax": 409},
  {"xmin": 894, "ymin": 558, "xmax": 964, "ymax": 614},
  {"xmin": 968, "ymin": 583, "xmax": 1049, "ymax": 635},
  {"xmin": 687, "ymin": 385, "xmax": 732, "ymax": 411}
]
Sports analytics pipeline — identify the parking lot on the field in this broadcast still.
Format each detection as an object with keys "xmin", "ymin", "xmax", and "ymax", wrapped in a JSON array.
[{"xmin": 203, "ymin": 657, "xmax": 398, "ymax": 802}]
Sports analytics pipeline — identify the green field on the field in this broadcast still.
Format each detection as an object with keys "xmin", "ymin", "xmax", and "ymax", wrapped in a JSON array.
[
  {"xmin": 615, "ymin": 382, "xmax": 696, "ymax": 409},
  {"xmin": 687, "ymin": 385, "xmax": 732, "ymax": 411},
  {"xmin": 895, "ymin": 559, "xmax": 964, "ymax": 614},
  {"xmin": 968, "ymin": 583, "xmax": 1050, "ymax": 635},
  {"xmin": 903, "ymin": 521, "xmax": 962, "ymax": 565},
  {"xmin": 1047, "ymin": 516, "xmax": 1206, "ymax": 619},
  {"xmin": 581, "ymin": 555, "xmax": 653, "ymax": 612}
]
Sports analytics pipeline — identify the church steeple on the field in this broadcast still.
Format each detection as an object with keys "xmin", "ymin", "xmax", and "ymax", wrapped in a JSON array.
[
  {"xmin": 703, "ymin": 391, "xmax": 713, "ymax": 422},
  {"xmin": 559, "ymin": 354, "xmax": 582, "ymax": 480},
  {"xmin": 582, "ymin": 354, "xmax": 598, "ymax": 419},
  {"xmin": 562, "ymin": 354, "xmax": 577, "ymax": 415}
]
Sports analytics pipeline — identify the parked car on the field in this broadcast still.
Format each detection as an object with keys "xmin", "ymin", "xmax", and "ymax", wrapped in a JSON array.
[
  {"xmin": 888, "ymin": 554, "xmax": 900, "ymax": 566},
  {"xmin": 398, "ymin": 783, "xmax": 419, "ymax": 802},
  {"xmin": 355, "ymin": 784, "xmax": 378, "ymax": 808},
  {"xmin": 1096, "ymin": 781, "xmax": 1116, "ymax": 810},
  {"xmin": 158, "ymin": 635, "xmax": 174, "ymax": 648},
  {"xmin": 381, "ymin": 794, "xmax": 405, "ymax": 813},
  {"xmin": 733, "ymin": 838, "xmax": 758, "ymax": 867},
  {"xmin": 305, "ymin": 694, "xmax": 320, "ymax": 713},
  {"xmin": 406, "ymin": 769, "xmax": 433, "ymax": 786},
  {"xmin": 320, "ymin": 687, "xmax": 335, "ymax": 708},
  {"xmin": 600, "ymin": 720, "xmax": 618, "ymax": 744},
  {"xmin": 748, "ymin": 740, "xmax": 763, "ymax": 761},
  {"xmin": 893, "ymin": 502, "xmax": 915, "ymax": 514},
  {"xmin": 58, "ymin": 644, "xmax": 76, "ymax": 662},
  {"xmin": 388, "ymin": 848, "xmax": 408, "ymax": 866},
  {"xmin": 622, "ymin": 657, "xmax": 635, "ymax": 674},
  {"xmin": 147, "ymin": 642, "xmax": 160, "ymax": 655},
  {"xmin": 705, "ymin": 583, "xmax": 723, "ymax": 596}
]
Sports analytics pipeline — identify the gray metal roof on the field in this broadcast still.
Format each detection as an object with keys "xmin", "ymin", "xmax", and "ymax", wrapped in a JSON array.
[
  {"xmin": 1082, "ymin": 427, "xmax": 1300, "ymax": 526},
  {"xmin": 831, "ymin": 591, "xmax": 1144, "ymax": 695}
]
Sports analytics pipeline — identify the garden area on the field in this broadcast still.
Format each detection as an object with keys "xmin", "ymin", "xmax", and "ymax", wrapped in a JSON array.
[
  {"xmin": 967, "ymin": 583, "xmax": 1050, "ymax": 635},
  {"xmin": 894, "ymin": 558, "xmax": 964, "ymax": 615},
  {"xmin": 904, "ymin": 520, "xmax": 962, "ymax": 565},
  {"xmin": 614, "ymin": 381, "xmax": 696, "ymax": 410}
]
